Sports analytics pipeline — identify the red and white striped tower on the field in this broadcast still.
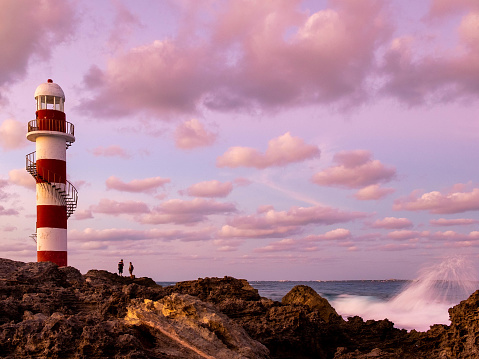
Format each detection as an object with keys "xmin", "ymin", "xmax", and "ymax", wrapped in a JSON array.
[{"xmin": 26, "ymin": 79, "xmax": 78, "ymax": 266}]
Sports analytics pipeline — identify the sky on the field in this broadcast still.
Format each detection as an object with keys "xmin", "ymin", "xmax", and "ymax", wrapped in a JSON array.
[{"xmin": 0, "ymin": 0, "xmax": 478, "ymax": 281}]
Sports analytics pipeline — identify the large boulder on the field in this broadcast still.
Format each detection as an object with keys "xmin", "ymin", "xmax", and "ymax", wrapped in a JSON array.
[
  {"xmin": 84, "ymin": 269, "xmax": 158, "ymax": 288},
  {"xmin": 282, "ymin": 285, "xmax": 341, "ymax": 322},
  {"xmin": 0, "ymin": 259, "xmax": 68, "ymax": 286},
  {"xmin": 125, "ymin": 293, "xmax": 270, "ymax": 359},
  {"xmin": 165, "ymin": 276, "xmax": 261, "ymax": 303}
]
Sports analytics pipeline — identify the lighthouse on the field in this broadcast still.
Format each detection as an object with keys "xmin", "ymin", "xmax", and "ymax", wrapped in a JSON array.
[{"xmin": 26, "ymin": 79, "xmax": 78, "ymax": 266}]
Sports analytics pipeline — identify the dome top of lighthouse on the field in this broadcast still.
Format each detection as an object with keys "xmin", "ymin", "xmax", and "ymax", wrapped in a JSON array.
[{"xmin": 34, "ymin": 79, "xmax": 65, "ymax": 101}]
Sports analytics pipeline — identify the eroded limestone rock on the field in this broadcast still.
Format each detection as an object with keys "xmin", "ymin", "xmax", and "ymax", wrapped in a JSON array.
[{"xmin": 125, "ymin": 293, "xmax": 269, "ymax": 359}]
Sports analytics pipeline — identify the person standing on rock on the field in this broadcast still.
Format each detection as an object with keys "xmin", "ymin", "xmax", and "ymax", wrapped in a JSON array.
[
  {"xmin": 118, "ymin": 259, "xmax": 124, "ymax": 276},
  {"xmin": 129, "ymin": 262, "xmax": 134, "ymax": 278}
]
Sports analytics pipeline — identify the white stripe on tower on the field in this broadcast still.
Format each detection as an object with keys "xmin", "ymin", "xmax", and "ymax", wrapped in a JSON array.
[{"xmin": 36, "ymin": 136, "xmax": 66, "ymax": 161}]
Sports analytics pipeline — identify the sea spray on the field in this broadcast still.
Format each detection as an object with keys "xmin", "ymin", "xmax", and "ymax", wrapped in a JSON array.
[{"xmin": 331, "ymin": 256, "xmax": 478, "ymax": 331}]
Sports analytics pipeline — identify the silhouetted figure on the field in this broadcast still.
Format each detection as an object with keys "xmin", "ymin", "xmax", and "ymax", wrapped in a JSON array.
[
  {"xmin": 129, "ymin": 262, "xmax": 134, "ymax": 278},
  {"xmin": 118, "ymin": 259, "xmax": 124, "ymax": 276}
]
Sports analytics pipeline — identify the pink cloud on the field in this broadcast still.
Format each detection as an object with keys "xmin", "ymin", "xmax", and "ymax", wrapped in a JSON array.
[
  {"xmin": 3, "ymin": 226, "xmax": 16, "ymax": 232},
  {"xmin": 430, "ymin": 218, "xmax": 479, "ymax": 226},
  {"xmin": 233, "ymin": 205, "xmax": 366, "ymax": 227},
  {"xmin": 219, "ymin": 205, "xmax": 366, "ymax": 239},
  {"xmin": 218, "ymin": 225, "xmax": 299, "ymax": 239},
  {"xmin": 92, "ymin": 145, "xmax": 130, "ymax": 158},
  {"xmin": 371, "ymin": 217, "xmax": 413, "ymax": 229},
  {"xmin": 306, "ymin": 228, "xmax": 352, "ymax": 241},
  {"xmin": 0, "ymin": 205, "xmax": 18, "ymax": 216},
  {"xmin": 354, "ymin": 184, "xmax": 395, "ymax": 200},
  {"xmin": 137, "ymin": 198, "xmax": 236, "ymax": 225},
  {"xmin": 233, "ymin": 177, "xmax": 252, "ymax": 187},
  {"xmin": 206, "ymin": 0, "xmax": 391, "ymax": 110},
  {"xmin": 212, "ymin": 238, "xmax": 244, "ymax": 252},
  {"xmin": 366, "ymin": 230, "xmax": 479, "ymax": 249},
  {"xmin": 0, "ymin": 119, "xmax": 28, "ymax": 150},
  {"xmin": 255, "ymin": 228, "xmax": 353, "ymax": 253},
  {"xmin": 443, "ymin": 231, "xmax": 479, "ymax": 248},
  {"xmin": 186, "ymin": 180, "xmax": 233, "ymax": 198},
  {"xmin": 312, "ymin": 150, "xmax": 396, "ymax": 189},
  {"xmin": 106, "ymin": 176, "xmax": 170, "ymax": 193},
  {"xmin": 322, "ymin": 228, "xmax": 352, "ymax": 240},
  {"xmin": 108, "ymin": 0, "xmax": 141, "ymax": 51},
  {"xmin": 393, "ymin": 187, "xmax": 479, "ymax": 214},
  {"xmin": 91, "ymin": 198, "xmax": 150, "ymax": 215},
  {"xmin": 0, "ymin": 1, "xmax": 75, "ymax": 90},
  {"xmin": 377, "ymin": 243, "xmax": 418, "ymax": 251},
  {"xmin": 387, "ymin": 230, "xmax": 425, "ymax": 241},
  {"xmin": 69, "ymin": 227, "xmax": 214, "ymax": 243},
  {"xmin": 304, "ymin": 228, "xmax": 351, "ymax": 242},
  {"xmin": 80, "ymin": 0, "xmax": 391, "ymax": 116},
  {"xmin": 427, "ymin": 0, "xmax": 479, "ymax": 18},
  {"xmin": 257, "ymin": 205, "xmax": 275, "ymax": 214},
  {"xmin": 255, "ymin": 238, "xmax": 299, "ymax": 253},
  {"xmin": 381, "ymin": 7, "xmax": 479, "ymax": 105},
  {"xmin": 8, "ymin": 169, "xmax": 35, "ymax": 190},
  {"xmin": 458, "ymin": 11, "xmax": 479, "ymax": 53},
  {"xmin": 81, "ymin": 39, "xmax": 211, "ymax": 117},
  {"xmin": 0, "ymin": 179, "xmax": 8, "ymax": 200},
  {"xmin": 430, "ymin": 230, "xmax": 468, "ymax": 240},
  {"xmin": 217, "ymin": 132, "xmax": 320, "ymax": 169},
  {"xmin": 175, "ymin": 119, "xmax": 217, "ymax": 149},
  {"xmin": 73, "ymin": 209, "xmax": 94, "ymax": 220},
  {"xmin": 0, "ymin": 242, "xmax": 34, "ymax": 256}
]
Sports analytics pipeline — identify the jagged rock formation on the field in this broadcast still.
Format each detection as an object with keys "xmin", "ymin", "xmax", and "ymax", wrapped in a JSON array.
[
  {"xmin": 282, "ymin": 285, "xmax": 341, "ymax": 323},
  {"xmin": 439, "ymin": 289, "xmax": 479, "ymax": 358},
  {"xmin": 1, "ymin": 258, "xmax": 479, "ymax": 358}
]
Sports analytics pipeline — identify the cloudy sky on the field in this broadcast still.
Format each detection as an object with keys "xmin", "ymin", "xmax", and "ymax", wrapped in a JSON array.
[{"xmin": 0, "ymin": 0, "xmax": 478, "ymax": 281}]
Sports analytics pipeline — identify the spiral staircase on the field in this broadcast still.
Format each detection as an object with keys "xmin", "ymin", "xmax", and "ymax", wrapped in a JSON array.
[{"xmin": 26, "ymin": 151, "xmax": 78, "ymax": 242}]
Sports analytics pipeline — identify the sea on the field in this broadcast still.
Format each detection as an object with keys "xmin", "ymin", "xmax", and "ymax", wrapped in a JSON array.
[{"xmin": 157, "ymin": 257, "xmax": 479, "ymax": 332}]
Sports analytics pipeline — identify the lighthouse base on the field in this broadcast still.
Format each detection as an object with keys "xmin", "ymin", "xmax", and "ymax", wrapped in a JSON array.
[{"xmin": 37, "ymin": 251, "xmax": 67, "ymax": 267}]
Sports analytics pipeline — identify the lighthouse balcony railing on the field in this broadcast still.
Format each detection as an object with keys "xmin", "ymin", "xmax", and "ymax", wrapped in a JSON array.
[{"xmin": 27, "ymin": 119, "xmax": 74, "ymax": 136}]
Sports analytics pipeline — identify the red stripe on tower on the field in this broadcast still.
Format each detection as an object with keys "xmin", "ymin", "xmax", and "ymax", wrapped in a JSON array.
[
  {"xmin": 37, "ymin": 205, "xmax": 67, "ymax": 228},
  {"xmin": 37, "ymin": 251, "xmax": 68, "ymax": 265},
  {"xmin": 26, "ymin": 79, "xmax": 78, "ymax": 267},
  {"xmin": 36, "ymin": 159, "xmax": 66, "ymax": 183}
]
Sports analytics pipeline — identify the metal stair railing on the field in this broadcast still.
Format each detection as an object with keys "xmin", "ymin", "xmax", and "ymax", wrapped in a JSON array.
[{"xmin": 26, "ymin": 151, "xmax": 78, "ymax": 218}]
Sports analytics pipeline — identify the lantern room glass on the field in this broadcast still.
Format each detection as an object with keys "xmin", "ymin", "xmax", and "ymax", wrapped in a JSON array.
[{"xmin": 36, "ymin": 95, "xmax": 64, "ymax": 112}]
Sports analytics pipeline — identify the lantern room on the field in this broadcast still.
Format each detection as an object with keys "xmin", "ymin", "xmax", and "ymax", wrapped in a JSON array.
[
  {"xmin": 34, "ymin": 79, "xmax": 65, "ymax": 112},
  {"xmin": 30, "ymin": 79, "xmax": 69, "ymax": 134}
]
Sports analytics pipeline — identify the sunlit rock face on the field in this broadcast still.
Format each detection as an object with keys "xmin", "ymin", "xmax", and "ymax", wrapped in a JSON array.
[{"xmin": 125, "ymin": 294, "xmax": 269, "ymax": 359}]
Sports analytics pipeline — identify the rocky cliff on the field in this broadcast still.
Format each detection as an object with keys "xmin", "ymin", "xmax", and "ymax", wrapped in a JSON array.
[{"xmin": 0, "ymin": 258, "xmax": 478, "ymax": 358}]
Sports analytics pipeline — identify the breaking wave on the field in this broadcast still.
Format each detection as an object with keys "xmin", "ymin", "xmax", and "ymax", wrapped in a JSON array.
[{"xmin": 331, "ymin": 256, "xmax": 478, "ymax": 331}]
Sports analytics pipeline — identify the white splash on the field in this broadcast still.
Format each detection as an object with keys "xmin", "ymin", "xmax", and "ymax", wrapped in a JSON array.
[{"xmin": 332, "ymin": 256, "xmax": 478, "ymax": 331}]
